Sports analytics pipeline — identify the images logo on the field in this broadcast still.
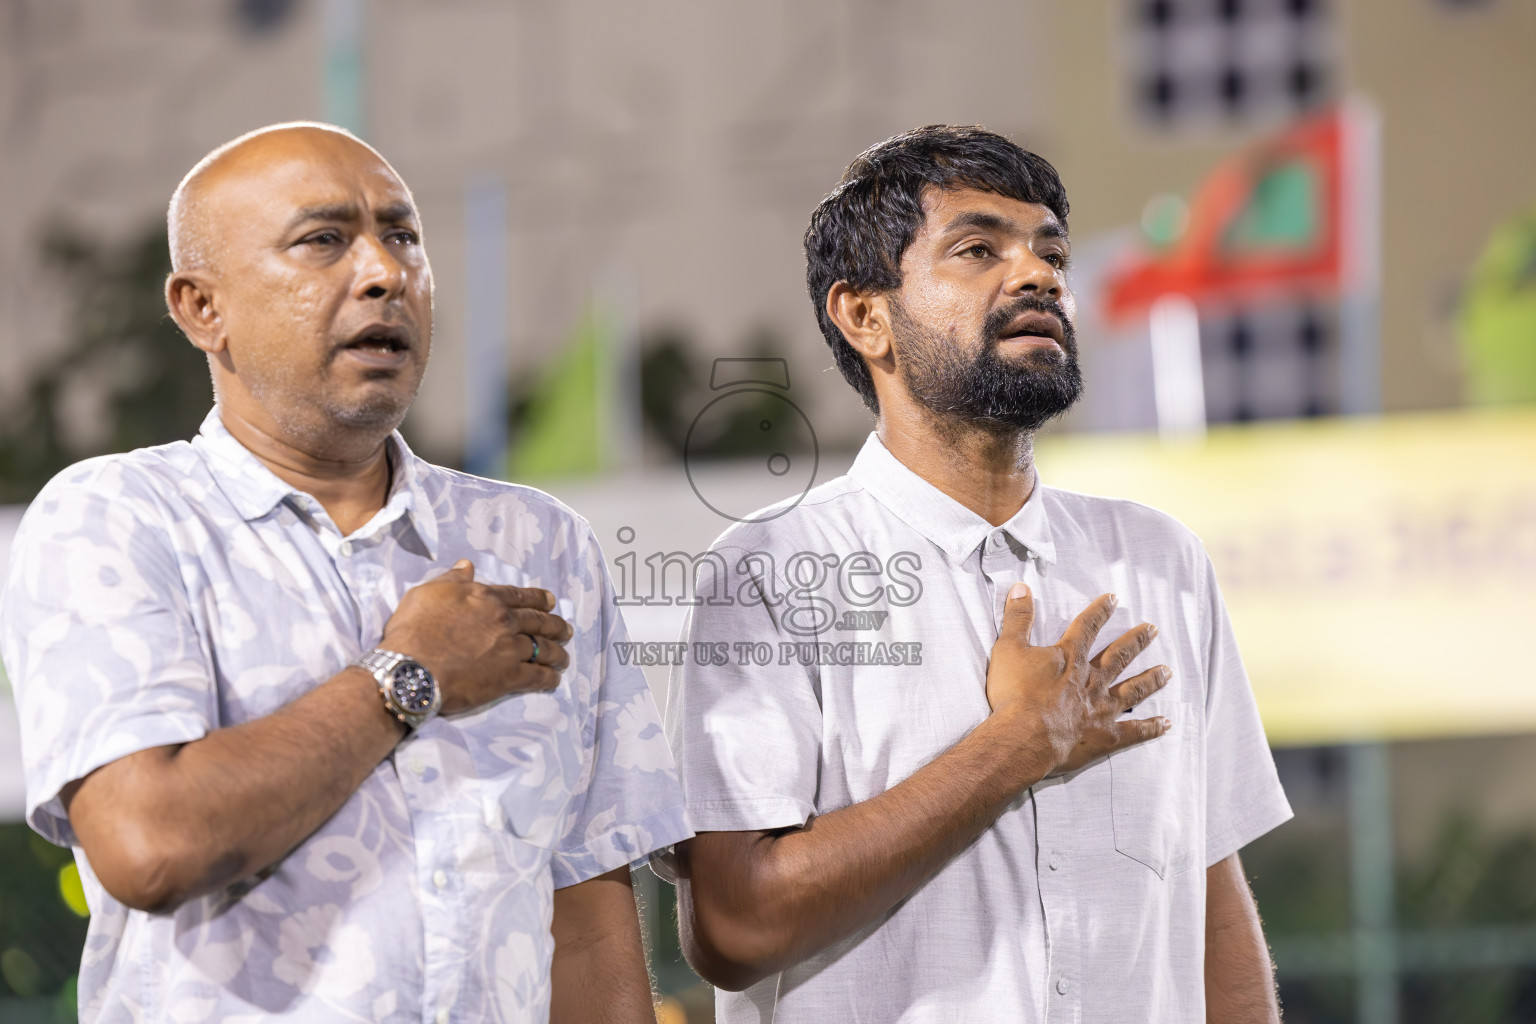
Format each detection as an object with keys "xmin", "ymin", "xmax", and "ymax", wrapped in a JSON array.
[{"xmin": 683, "ymin": 357, "xmax": 819, "ymax": 522}]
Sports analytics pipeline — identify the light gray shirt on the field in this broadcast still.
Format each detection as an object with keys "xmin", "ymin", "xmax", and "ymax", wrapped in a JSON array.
[
  {"xmin": 1, "ymin": 410, "xmax": 690, "ymax": 1024},
  {"xmin": 665, "ymin": 433, "xmax": 1292, "ymax": 1024}
]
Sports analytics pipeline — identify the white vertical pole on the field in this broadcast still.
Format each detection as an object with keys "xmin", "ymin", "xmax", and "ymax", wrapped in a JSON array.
[
  {"xmin": 1149, "ymin": 294, "xmax": 1208, "ymax": 440},
  {"xmin": 1340, "ymin": 96, "xmax": 1382, "ymax": 416},
  {"xmin": 464, "ymin": 179, "xmax": 509, "ymax": 479},
  {"xmin": 1349, "ymin": 741, "xmax": 1399, "ymax": 1024},
  {"xmin": 321, "ymin": 0, "xmax": 364, "ymax": 135}
]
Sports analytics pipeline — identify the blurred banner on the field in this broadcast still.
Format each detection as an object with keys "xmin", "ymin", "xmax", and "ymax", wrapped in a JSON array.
[{"xmin": 1037, "ymin": 409, "xmax": 1536, "ymax": 746}]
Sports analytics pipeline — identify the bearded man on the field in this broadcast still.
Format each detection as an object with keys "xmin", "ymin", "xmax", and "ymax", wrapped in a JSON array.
[
  {"xmin": 0, "ymin": 124, "xmax": 688, "ymax": 1023},
  {"xmin": 661, "ymin": 125, "xmax": 1292, "ymax": 1023}
]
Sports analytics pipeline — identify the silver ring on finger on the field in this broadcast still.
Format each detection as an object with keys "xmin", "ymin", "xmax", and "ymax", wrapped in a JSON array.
[{"xmin": 526, "ymin": 636, "xmax": 540, "ymax": 664}]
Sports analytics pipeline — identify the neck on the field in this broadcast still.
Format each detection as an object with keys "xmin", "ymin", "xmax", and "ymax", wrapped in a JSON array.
[
  {"xmin": 876, "ymin": 404, "xmax": 1036, "ymax": 527},
  {"xmin": 217, "ymin": 403, "xmax": 394, "ymax": 536}
]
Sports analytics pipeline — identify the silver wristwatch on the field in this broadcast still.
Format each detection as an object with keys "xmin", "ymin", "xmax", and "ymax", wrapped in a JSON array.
[{"xmin": 354, "ymin": 648, "xmax": 442, "ymax": 732}]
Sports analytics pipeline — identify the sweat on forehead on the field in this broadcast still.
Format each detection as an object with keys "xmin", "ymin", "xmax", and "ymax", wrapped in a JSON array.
[{"xmin": 166, "ymin": 122, "xmax": 404, "ymax": 273}]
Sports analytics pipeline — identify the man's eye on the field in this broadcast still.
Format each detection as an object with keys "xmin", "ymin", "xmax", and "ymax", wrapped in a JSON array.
[
  {"xmin": 964, "ymin": 244, "xmax": 991, "ymax": 258},
  {"xmin": 387, "ymin": 230, "xmax": 419, "ymax": 246},
  {"xmin": 305, "ymin": 231, "xmax": 343, "ymax": 246},
  {"xmin": 1044, "ymin": 252, "xmax": 1070, "ymax": 269}
]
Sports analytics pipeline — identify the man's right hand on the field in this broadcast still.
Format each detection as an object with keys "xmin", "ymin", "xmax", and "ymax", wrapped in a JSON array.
[
  {"xmin": 985, "ymin": 582, "xmax": 1170, "ymax": 777},
  {"xmin": 680, "ymin": 584, "xmax": 1175, "ymax": 991},
  {"xmin": 381, "ymin": 559, "xmax": 573, "ymax": 714}
]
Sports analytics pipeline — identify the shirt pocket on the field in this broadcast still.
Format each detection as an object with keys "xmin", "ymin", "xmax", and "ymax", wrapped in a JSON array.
[
  {"xmin": 458, "ymin": 693, "xmax": 576, "ymax": 851},
  {"xmin": 1108, "ymin": 697, "xmax": 1202, "ymax": 879}
]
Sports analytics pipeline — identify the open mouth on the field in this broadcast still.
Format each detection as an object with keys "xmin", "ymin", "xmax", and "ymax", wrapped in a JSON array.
[
  {"xmin": 996, "ymin": 311, "xmax": 1064, "ymax": 345},
  {"xmin": 345, "ymin": 328, "xmax": 409, "ymax": 354},
  {"xmin": 340, "ymin": 324, "xmax": 412, "ymax": 365}
]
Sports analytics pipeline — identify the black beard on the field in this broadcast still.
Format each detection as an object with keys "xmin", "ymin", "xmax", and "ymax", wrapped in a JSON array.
[{"xmin": 893, "ymin": 295, "xmax": 1084, "ymax": 432}]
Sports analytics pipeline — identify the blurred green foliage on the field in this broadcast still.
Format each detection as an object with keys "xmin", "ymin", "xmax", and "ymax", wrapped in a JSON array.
[
  {"xmin": 1248, "ymin": 816, "xmax": 1353, "ymax": 937},
  {"xmin": 1402, "ymin": 968, "xmax": 1536, "ymax": 1024},
  {"xmin": 1399, "ymin": 813, "xmax": 1536, "ymax": 930},
  {"xmin": 1270, "ymin": 977, "xmax": 1356, "ymax": 1024},
  {"xmin": 1396, "ymin": 814, "xmax": 1536, "ymax": 1023},
  {"xmin": 638, "ymin": 865, "xmax": 697, "ymax": 995},
  {"xmin": 634, "ymin": 865, "xmax": 714, "ymax": 1022},
  {"xmin": 0, "ymin": 824, "xmax": 85, "ymax": 1022},
  {"xmin": 1245, "ymin": 786, "xmax": 1357, "ymax": 1024},
  {"xmin": 1245, "ymin": 751, "xmax": 1536, "ymax": 1023},
  {"xmin": 0, "ymin": 221, "xmax": 211, "ymax": 504},
  {"xmin": 638, "ymin": 325, "xmax": 808, "ymax": 461},
  {"xmin": 1460, "ymin": 203, "xmax": 1536, "ymax": 407},
  {"xmin": 508, "ymin": 305, "xmax": 609, "ymax": 478}
]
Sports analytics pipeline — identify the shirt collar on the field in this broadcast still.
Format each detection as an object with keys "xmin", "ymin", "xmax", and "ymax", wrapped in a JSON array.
[
  {"xmin": 847, "ymin": 432, "xmax": 1056, "ymax": 566},
  {"xmin": 192, "ymin": 407, "xmax": 440, "ymax": 559}
]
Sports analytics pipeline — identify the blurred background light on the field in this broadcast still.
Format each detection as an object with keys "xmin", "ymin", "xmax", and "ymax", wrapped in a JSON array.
[{"xmin": 1141, "ymin": 192, "xmax": 1191, "ymax": 248}]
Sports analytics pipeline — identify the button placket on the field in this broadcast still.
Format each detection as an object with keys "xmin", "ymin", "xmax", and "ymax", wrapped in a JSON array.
[
  {"xmin": 984, "ymin": 542, "xmax": 1032, "ymax": 628},
  {"xmin": 332, "ymin": 536, "xmax": 392, "ymax": 647},
  {"xmin": 1033, "ymin": 780, "xmax": 1082, "ymax": 1023},
  {"xmin": 982, "ymin": 532, "xmax": 1011, "ymax": 571}
]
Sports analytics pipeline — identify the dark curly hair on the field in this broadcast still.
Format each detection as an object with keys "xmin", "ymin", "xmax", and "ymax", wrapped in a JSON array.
[{"xmin": 803, "ymin": 125, "xmax": 1070, "ymax": 412}]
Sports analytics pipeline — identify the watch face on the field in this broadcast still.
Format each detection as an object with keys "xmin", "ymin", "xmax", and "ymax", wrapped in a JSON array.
[{"xmin": 390, "ymin": 662, "xmax": 436, "ymax": 714}]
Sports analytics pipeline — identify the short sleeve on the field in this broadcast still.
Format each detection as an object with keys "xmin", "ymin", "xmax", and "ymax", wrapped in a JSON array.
[
  {"xmin": 548, "ymin": 524, "xmax": 691, "ymax": 889},
  {"xmin": 0, "ymin": 461, "xmax": 215, "ymax": 846},
  {"xmin": 1201, "ymin": 550, "xmax": 1293, "ymax": 865},
  {"xmin": 663, "ymin": 540, "xmax": 823, "ymax": 835}
]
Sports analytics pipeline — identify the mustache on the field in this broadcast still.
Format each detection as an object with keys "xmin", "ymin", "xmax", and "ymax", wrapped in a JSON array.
[{"xmin": 982, "ymin": 296, "xmax": 1075, "ymax": 351}]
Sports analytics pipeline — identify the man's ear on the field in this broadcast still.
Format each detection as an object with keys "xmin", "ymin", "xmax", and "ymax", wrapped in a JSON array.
[
  {"xmin": 165, "ymin": 271, "xmax": 226, "ymax": 355},
  {"xmin": 826, "ymin": 282, "xmax": 893, "ymax": 366}
]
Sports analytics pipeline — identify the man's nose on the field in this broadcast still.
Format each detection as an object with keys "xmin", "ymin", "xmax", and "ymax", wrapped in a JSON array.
[
  {"xmin": 352, "ymin": 233, "xmax": 407, "ymax": 300},
  {"xmin": 1002, "ymin": 251, "xmax": 1063, "ymax": 300}
]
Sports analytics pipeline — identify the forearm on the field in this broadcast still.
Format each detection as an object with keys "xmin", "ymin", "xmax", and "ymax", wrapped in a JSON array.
[
  {"xmin": 1205, "ymin": 853, "xmax": 1280, "ymax": 1024},
  {"xmin": 550, "ymin": 867, "xmax": 654, "ymax": 1024},
  {"xmin": 683, "ymin": 705, "xmax": 1053, "ymax": 988},
  {"xmin": 67, "ymin": 666, "xmax": 403, "ymax": 911},
  {"xmin": 549, "ymin": 935, "xmax": 654, "ymax": 1024}
]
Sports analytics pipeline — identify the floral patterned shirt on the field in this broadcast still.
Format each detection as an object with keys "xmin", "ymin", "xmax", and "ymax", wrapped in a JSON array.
[{"xmin": 0, "ymin": 409, "xmax": 690, "ymax": 1024}]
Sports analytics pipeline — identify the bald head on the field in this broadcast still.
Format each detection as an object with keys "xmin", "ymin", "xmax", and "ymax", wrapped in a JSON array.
[
  {"xmin": 167, "ymin": 122, "xmax": 406, "ymax": 274},
  {"xmin": 162, "ymin": 122, "xmax": 432, "ymax": 458}
]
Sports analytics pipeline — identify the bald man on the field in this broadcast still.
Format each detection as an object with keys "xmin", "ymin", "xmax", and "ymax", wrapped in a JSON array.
[{"xmin": 0, "ymin": 124, "xmax": 689, "ymax": 1024}]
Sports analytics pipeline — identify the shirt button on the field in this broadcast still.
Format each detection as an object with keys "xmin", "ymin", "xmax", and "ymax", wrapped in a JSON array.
[
  {"xmin": 408, "ymin": 759, "xmax": 426, "ymax": 777},
  {"xmin": 338, "ymin": 540, "xmax": 353, "ymax": 557},
  {"xmin": 433, "ymin": 869, "xmax": 448, "ymax": 889},
  {"xmin": 436, "ymin": 1009, "xmax": 450, "ymax": 1024},
  {"xmin": 991, "ymin": 533, "xmax": 1006, "ymax": 548},
  {"xmin": 1048, "ymin": 851, "xmax": 1061, "ymax": 871},
  {"xmin": 1057, "ymin": 976, "xmax": 1070, "ymax": 995}
]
